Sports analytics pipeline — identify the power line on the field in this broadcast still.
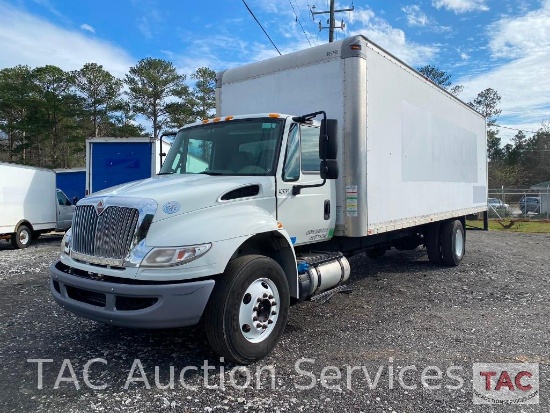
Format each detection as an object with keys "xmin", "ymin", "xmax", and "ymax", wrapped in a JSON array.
[
  {"xmin": 495, "ymin": 124, "xmax": 541, "ymax": 134},
  {"xmin": 290, "ymin": 0, "xmax": 314, "ymax": 46},
  {"xmin": 241, "ymin": 0, "xmax": 281, "ymax": 56},
  {"xmin": 305, "ymin": 1, "xmax": 320, "ymax": 45}
]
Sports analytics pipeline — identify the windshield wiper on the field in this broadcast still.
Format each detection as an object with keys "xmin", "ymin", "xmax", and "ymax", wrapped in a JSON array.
[
  {"xmin": 198, "ymin": 171, "xmax": 223, "ymax": 175},
  {"xmin": 157, "ymin": 172, "xmax": 174, "ymax": 175}
]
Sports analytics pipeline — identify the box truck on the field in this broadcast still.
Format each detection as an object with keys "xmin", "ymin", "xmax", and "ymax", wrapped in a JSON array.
[
  {"xmin": 1, "ymin": 163, "xmax": 74, "ymax": 248},
  {"xmin": 85, "ymin": 136, "xmax": 171, "ymax": 195},
  {"xmin": 55, "ymin": 168, "xmax": 86, "ymax": 203},
  {"xmin": 50, "ymin": 35, "xmax": 487, "ymax": 364}
]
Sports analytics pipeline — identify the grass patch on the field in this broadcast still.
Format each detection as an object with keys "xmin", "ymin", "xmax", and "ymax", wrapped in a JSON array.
[{"xmin": 466, "ymin": 219, "xmax": 550, "ymax": 233}]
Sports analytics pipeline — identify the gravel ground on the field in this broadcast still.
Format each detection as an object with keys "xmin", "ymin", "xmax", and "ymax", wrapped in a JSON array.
[{"xmin": 0, "ymin": 230, "xmax": 549, "ymax": 412}]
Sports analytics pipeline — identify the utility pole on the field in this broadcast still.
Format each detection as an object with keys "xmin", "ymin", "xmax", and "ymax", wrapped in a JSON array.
[{"xmin": 311, "ymin": 0, "xmax": 354, "ymax": 43}]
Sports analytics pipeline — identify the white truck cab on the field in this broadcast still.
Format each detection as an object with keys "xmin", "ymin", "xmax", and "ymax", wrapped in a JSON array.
[{"xmin": 50, "ymin": 113, "xmax": 343, "ymax": 363}]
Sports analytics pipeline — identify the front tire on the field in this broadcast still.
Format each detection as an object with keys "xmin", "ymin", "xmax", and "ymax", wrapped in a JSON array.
[
  {"xmin": 11, "ymin": 225, "xmax": 31, "ymax": 249},
  {"xmin": 204, "ymin": 255, "xmax": 290, "ymax": 365}
]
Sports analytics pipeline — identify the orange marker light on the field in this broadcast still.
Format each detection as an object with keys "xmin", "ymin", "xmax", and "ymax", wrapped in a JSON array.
[
  {"xmin": 225, "ymin": 116, "xmax": 234, "ymax": 121},
  {"xmin": 202, "ymin": 119, "xmax": 209, "ymax": 124},
  {"xmin": 213, "ymin": 117, "xmax": 221, "ymax": 122},
  {"xmin": 268, "ymin": 113, "xmax": 280, "ymax": 118},
  {"xmin": 277, "ymin": 222, "xmax": 283, "ymax": 229}
]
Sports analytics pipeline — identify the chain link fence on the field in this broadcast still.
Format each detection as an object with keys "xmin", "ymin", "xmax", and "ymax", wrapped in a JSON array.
[{"xmin": 486, "ymin": 186, "xmax": 550, "ymax": 220}]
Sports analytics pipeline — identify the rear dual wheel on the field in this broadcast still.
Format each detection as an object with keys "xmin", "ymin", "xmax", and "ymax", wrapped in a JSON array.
[
  {"xmin": 440, "ymin": 220, "xmax": 465, "ymax": 266},
  {"xmin": 204, "ymin": 255, "xmax": 290, "ymax": 365},
  {"xmin": 425, "ymin": 220, "xmax": 465, "ymax": 266},
  {"xmin": 425, "ymin": 222, "xmax": 443, "ymax": 265}
]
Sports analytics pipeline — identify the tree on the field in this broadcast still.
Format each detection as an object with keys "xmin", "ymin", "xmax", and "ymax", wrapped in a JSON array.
[
  {"xmin": 0, "ymin": 65, "xmax": 34, "ymax": 163},
  {"xmin": 191, "ymin": 67, "xmax": 216, "ymax": 119},
  {"xmin": 513, "ymin": 130, "xmax": 526, "ymax": 148},
  {"xmin": 503, "ymin": 130, "xmax": 526, "ymax": 169},
  {"xmin": 164, "ymin": 86, "xmax": 194, "ymax": 130},
  {"xmin": 104, "ymin": 100, "xmax": 146, "ymax": 137},
  {"xmin": 165, "ymin": 67, "xmax": 217, "ymax": 130},
  {"xmin": 468, "ymin": 88, "xmax": 502, "ymax": 163},
  {"xmin": 30, "ymin": 65, "xmax": 83, "ymax": 168},
  {"xmin": 125, "ymin": 58, "xmax": 188, "ymax": 139},
  {"xmin": 486, "ymin": 132, "xmax": 503, "ymax": 162},
  {"xmin": 417, "ymin": 65, "xmax": 463, "ymax": 96},
  {"xmin": 73, "ymin": 63, "xmax": 123, "ymax": 137},
  {"xmin": 519, "ymin": 128, "xmax": 550, "ymax": 185},
  {"xmin": 469, "ymin": 88, "xmax": 501, "ymax": 126}
]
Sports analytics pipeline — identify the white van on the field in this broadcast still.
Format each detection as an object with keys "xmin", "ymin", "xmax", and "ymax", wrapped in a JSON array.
[{"xmin": 0, "ymin": 163, "xmax": 74, "ymax": 248}]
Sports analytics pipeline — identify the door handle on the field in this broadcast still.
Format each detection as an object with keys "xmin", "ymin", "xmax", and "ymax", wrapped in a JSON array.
[{"xmin": 324, "ymin": 200, "xmax": 330, "ymax": 220}]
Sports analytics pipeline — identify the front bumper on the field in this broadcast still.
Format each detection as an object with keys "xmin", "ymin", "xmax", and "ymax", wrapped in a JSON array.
[{"xmin": 49, "ymin": 261, "xmax": 215, "ymax": 328}]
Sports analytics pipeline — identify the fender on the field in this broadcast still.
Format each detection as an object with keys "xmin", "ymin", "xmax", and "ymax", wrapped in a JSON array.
[
  {"xmin": 137, "ymin": 204, "xmax": 296, "ymax": 283},
  {"xmin": 145, "ymin": 202, "xmax": 281, "ymax": 247}
]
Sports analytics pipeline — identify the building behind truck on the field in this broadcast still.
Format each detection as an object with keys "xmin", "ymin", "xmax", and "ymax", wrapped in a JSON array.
[
  {"xmin": 1, "ymin": 163, "xmax": 73, "ymax": 248},
  {"xmin": 49, "ymin": 35, "xmax": 487, "ymax": 364}
]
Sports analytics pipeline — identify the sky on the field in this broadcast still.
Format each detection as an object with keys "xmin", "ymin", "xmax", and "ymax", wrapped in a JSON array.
[{"xmin": 0, "ymin": 0, "xmax": 549, "ymax": 144}]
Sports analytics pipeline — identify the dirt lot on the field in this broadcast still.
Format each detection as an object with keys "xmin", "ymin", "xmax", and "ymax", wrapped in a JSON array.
[{"xmin": 1, "ymin": 230, "xmax": 549, "ymax": 412}]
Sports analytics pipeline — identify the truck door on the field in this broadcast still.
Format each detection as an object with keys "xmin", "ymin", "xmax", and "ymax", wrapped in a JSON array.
[
  {"xmin": 276, "ymin": 122, "xmax": 336, "ymax": 246},
  {"xmin": 56, "ymin": 190, "xmax": 74, "ymax": 230}
]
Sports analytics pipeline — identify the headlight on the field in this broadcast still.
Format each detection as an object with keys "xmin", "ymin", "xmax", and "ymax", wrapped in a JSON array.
[
  {"xmin": 61, "ymin": 228, "xmax": 72, "ymax": 255},
  {"xmin": 141, "ymin": 243, "xmax": 211, "ymax": 267}
]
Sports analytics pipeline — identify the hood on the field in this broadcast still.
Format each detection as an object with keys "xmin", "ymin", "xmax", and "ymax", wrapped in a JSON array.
[{"xmin": 84, "ymin": 174, "xmax": 274, "ymax": 221}]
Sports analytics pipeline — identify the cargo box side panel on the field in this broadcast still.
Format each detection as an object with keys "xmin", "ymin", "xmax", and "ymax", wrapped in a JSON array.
[
  {"xmin": 89, "ymin": 142, "xmax": 154, "ymax": 194},
  {"xmin": 0, "ymin": 164, "xmax": 57, "ymax": 233},
  {"xmin": 363, "ymin": 46, "xmax": 487, "ymax": 234}
]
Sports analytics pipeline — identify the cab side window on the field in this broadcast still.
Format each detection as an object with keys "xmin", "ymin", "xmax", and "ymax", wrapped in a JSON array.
[
  {"xmin": 283, "ymin": 124, "xmax": 321, "ymax": 181},
  {"xmin": 283, "ymin": 124, "xmax": 300, "ymax": 181},
  {"xmin": 57, "ymin": 191, "xmax": 70, "ymax": 206},
  {"xmin": 300, "ymin": 125, "xmax": 320, "ymax": 172}
]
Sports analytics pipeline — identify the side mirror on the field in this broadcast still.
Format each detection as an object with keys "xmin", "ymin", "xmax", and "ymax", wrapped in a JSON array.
[
  {"xmin": 319, "ymin": 119, "xmax": 338, "ymax": 159},
  {"xmin": 72, "ymin": 197, "xmax": 79, "ymax": 205},
  {"xmin": 320, "ymin": 159, "xmax": 339, "ymax": 179}
]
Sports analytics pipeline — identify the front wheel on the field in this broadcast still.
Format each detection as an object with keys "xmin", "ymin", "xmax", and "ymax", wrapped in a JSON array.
[
  {"xmin": 204, "ymin": 255, "xmax": 290, "ymax": 365},
  {"xmin": 11, "ymin": 225, "xmax": 31, "ymax": 249}
]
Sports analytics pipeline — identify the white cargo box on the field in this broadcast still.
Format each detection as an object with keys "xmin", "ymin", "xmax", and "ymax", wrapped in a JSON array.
[{"xmin": 0, "ymin": 163, "xmax": 57, "ymax": 234}]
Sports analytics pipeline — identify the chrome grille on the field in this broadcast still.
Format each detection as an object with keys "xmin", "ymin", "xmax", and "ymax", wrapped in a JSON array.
[{"xmin": 72, "ymin": 205, "xmax": 140, "ymax": 262}]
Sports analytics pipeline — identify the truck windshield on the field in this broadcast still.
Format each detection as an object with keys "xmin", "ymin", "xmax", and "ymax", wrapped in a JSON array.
[{"xmin": 159, "ymin": 118, "xmax": 284, "ymax": 176}]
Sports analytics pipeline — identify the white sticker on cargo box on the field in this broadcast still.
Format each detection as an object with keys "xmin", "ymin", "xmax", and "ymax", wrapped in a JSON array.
[{"xmin": 346, "ymin": 185, "xmax": 358, "ymax": 216}]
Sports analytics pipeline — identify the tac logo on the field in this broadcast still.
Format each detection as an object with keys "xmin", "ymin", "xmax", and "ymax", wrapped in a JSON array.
[{"xmin": 472, "ymin": 363, "xmax": 539, "ymax": 404}]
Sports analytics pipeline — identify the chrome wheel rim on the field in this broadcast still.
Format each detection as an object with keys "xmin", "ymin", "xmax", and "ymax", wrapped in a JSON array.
[
  {"xmin": 454, "ymin": 228, "xmax": 464, "ymax": 258},
  {"xmin": 20, "ymin": 229, "xmax": 30, "ymax": 246},
  {"xmin": 239, "ymin": 278, "xmax": 280, "ymax": 343}
]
